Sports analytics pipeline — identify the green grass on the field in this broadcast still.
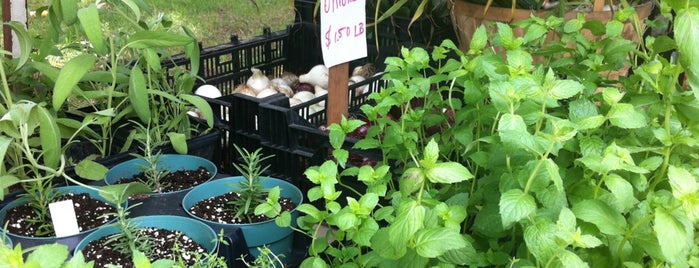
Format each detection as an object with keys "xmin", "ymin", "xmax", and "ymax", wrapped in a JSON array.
[{"xmin": 25, "ymin": 0, "xmax": 295, "ymax": 48}]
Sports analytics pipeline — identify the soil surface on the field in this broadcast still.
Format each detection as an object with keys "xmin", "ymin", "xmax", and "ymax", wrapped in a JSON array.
[
  {"xmin": 188, "ymin": 192, "xmax": 296, "ymax": 224},
  {"xmin": 81, "ymin": 227, "xmax": 207, "ymax": 267},
  {"xmin": 114, "ymin": 166, "xmax": 211, "ymax": 194},
  {"xmin": 3, "ymin": 192, "xmax": 117, "ymax": 237}
]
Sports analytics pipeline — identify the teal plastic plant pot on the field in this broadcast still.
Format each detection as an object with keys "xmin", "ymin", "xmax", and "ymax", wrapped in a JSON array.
[
  {"xmin": 73, "ymin": 215, "xmax": 218, "ymax": 259},
  {"xmin": 0, "ymin": 185, "xmax": 122, "ymax": 253},
  {"xmin": 104, "ymin": 154, "xmax": 217, "ymax": 217},
  {"xmin": 182, "ymin": 176, "xmax": 303, "ymax": 261}
]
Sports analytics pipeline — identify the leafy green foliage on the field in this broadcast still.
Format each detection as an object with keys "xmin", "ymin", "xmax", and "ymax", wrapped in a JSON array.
[{"xmin": 296, "ymin": 4, "xmax": 699, "ymax": 267}]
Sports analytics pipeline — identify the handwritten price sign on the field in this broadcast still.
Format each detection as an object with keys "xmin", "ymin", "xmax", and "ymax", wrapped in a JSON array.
[{"xmin": 320, "ymin": 0, "xmax": 367, "ymax": 67}]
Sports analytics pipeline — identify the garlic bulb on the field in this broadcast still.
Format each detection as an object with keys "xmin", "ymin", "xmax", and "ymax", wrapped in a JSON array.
[
  {"xmin": 349, "ymin": 75, "xmax": 368, "ymax": 96},
  {"xmin": 314, "ymin": 86, "xmax": 328, "ymax": 108},
  {"xmin": 352, "ymin": 63, "xmax": 376, "ymax": 79},
  {"xmin": 233, "ymin": 84, "xmax": 256, "ymax": 97},
  {"xmin": 280, "ymin": 71, "xmax": 299, "ymax": 89},
  {"xmin": 246, "ymin": 68, "xmax": 270, "ymax": 94},
  {"xmin": 256, "ymin": 88, "xmax": 278, "ymax": 99},
  {"xmin": 289, "ymin": 97, "xmax": 302, "ymax": 107},
  {"xmin": 194, "ymin": 84, "xmax": 222, "ymax": 99},
  {"xmin": 299, "ymin": 64, "xmax": 329, "ymax": 89},
  {"xmin": 293, "ymin": 91, "xmax": 315, "ymax": 103},
  {"xmin": 271, "ymin": 78, "xmax": 293, "ymax": 97}
]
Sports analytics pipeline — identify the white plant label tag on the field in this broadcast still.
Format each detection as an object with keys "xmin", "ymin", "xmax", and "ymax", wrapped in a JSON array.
[
  {"xmin": 320, "ymin": 0, "xmax": 367, "ymax": 67},
  {"xmin": 48, "ymin": 199, "xmax": 80, "ymax": 237}
]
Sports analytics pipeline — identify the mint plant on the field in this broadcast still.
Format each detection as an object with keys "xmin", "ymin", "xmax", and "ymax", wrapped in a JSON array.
[{"xmin": 296, "ymin": 4, "xmax": 699, "ymax": 267}]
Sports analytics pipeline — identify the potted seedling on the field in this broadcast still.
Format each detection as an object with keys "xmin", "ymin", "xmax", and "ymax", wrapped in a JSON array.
[
  {"xmin": 74, "ymin": 183, "xmax": 223, "ymax": 267},
  {"xmin": 183, "ymin": 144, "xmax": 303, "ymax": 264},
  {"xmin": 104, "ymin": 121, "xmax": 217, "ymax": 217}
]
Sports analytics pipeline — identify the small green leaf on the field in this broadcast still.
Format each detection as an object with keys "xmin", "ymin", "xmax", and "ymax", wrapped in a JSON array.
[
  {"xmin": 127, "ymin": 31, "xmax": 194, "ymax": 49},
  {"xmin": 75, "ymin": 160, "xmax": 109, "ymax": 181},
  {"xmin": 548, "ymin": 79, "xmax": 584, "ymax": 100},
  {"xmin": 129, "ymin": 66, "xmax": 150, "ymax": 124},
  {"xmin": 668, "ymin": 165, "xmax": 698, "ymax": 200},
  {"xmin": 572, "ymin": 199, "xmax": 627, "ymax": 235},
  {"xmin": 469, "ymin": 25, "xmax": 488, "ymax": 52},
  {"xmin": 99, "ymin": 182, "xmax": 152, "ymax": 205},
  {"xmin": 413, "ymin": 227, "xmax": 467, "ymax": 258},
  {"xmin": 499, "ymin": 189, "xmax": 536, "ymax": 228},
  {"xmin": 133, "ymin": 250, "xmax": 152, "ymax": 267},
  {"xmin": 605, "ymin": 20, "xmax": 624, "ymax": 37},
  {"xmin": 166, "ymin": 132, "xmax": 187, "ymax": 154},
  {"xmin": 180, "ymin": 94, "xmax": 214, "ymax": 127},
  {"xmin": 53, "ymin": 54, "xmax": 96, "ymax": 110},
  {"xmin": 654, "ymin": 208, "xmax": 692, "ymax": 264},
  {"xmin": 25, "ymin": 243, "xmax": 69, "ymax": 268},
  {"xmin": 400, "ymin": 167, "xmax": 425, "ymax": 196},
  {"xmin": 604, "ymin": 174, "xmax": 638, "ymax": 212},
  {"xmin": 0, "ymin": 175, "xmax": 20, "ymax": 200},
  {"xmin": 275, "ymin": 211, "xmax": 291, "ymax": 227},
  {"xmin": 602, "ymin": 88, "xmax": 624, "ymax": 105},
  {"xmin": 524, "ymin": 217, "xmax": 561, "ymax": 262},
  {"xmin": 556, "ymin": 250, "xmax": 589, "ymax": 268},
  {"xmin": 327, "ymin": 124, "xmax": 345, "ymax": 150},
  {"xmin": 421, "ymin": 139, "xmax": 439, "ymax": 169},
  {"xmin": 425, "ymin": 162, "xmax": 473, "ymax": 184},
  {"xmin": 607, "ymin": 103, "xmax": 647, "ymax": 129}
]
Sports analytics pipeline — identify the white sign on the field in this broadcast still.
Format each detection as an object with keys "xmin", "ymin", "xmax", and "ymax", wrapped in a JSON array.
[
  {"xmin": 320, "ymin": 0, "xmax": 367, "ymax": 68},
  {"xmin": 49, "ymin": 199, "xmax": 81, "ymax": 237}
]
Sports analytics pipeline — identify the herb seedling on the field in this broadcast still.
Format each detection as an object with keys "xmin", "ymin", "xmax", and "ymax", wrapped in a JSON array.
[
  {"xmin": 128, "ymin": 121, "xmax": 170, "ymax": 193},
  {"xmin": 227, "ymin": 144, "xmax": 280, "ymax": 223}
]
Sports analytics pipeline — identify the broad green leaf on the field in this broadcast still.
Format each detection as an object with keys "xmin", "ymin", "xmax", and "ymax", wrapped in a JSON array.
[
  {"xmin": 413, "ymin": 227, "xmax": 466, "ymax": 258},
  {"xmin": 654, "ymin": 208, "xmax": 692, "ymax": 264},
  {"xmin": 166, "ymin": 132, "xmax": 187, "ymax": 154},
  {"xmin": 36, "ymin": 106, "xmax": 61, "ymax": 169},
  {"xmin": 6, "ymin": 21, "xmax": 31, "ymax": 69},
  {"xmin": 499, "ymin": 189, "xmax": 536, "ymax": 228},
  {"xmin": 607, "ymin": 103, "xmax": 647, "ymax": 129},
  {"xmin": 0, "ymin": 175, "xmax": 20, "ymax": 200},
  {"xmin": 606, "ymin": 20, "xmax": 624, "ymax": 37},
  {"xmin": 327, "ymin": 124, "xmax": 344, "ymax": 150},
  {"xmin": 572, "ymin": 199, "xmax": 627, "ymax": 235},
  {"xmin": 524, "ymin": 217, "xmax": 561, "ymax": 262},
  {"xmin": 573, "ymin": 232, "xmax": 603, "ymax": 248},
  {"xmin": 602, "ymin": 88, "xmax": 624, "ymax": 105},
  {"xmin": 275, "ymin": 211, "xmax": 291, "ymax": 227},
  {"xmin": 75, "ymin": 159, "xmax": 109, "ymax": 181},
  {"xmin": 180, "ymin": 94, "xmax": 213, "ymax": 127},
  {"xmin": 0, "ymin": 136, "xmax": 11, "ymax": 164},
  {"xmin": 78, "ymin": 4, "xmax": 106, "ymax": 55},
  {"xmin": 129, "ymin": 66, "xmax": 150, "ymax": 124},
  {"xmin": 53, "ymin": 54, "xmax": 96, "ymax": 110},
  {"xmin": 25, "ymin": 243, "xmax": 69, "ymax": 268},
  {"xmin": 574, "ymin": 115, "xmax": 605, "ymax": 130},
  {"xmin": 557, "ymin": 207, "xmax": 577, "ymax": 237},
  {"xmin": 548, "ymin": 80, "xmax": 584, "ymax": 100},
  {"xmin": 425, "ymin": 162, "xmax": 473, "ymax": 184},
  {"xmin": 438, "ymin": 239, "xmax": 482, "ymax": 266},
  {"xmin": 61, "ymin": 0, "xmax": 78, "ymax": 25},
  {"xmin": 143, "ymin": 48, "xmax": 162, "ymax": 72},
  {"xmin": 675, "ymin": 9, "xmax": 699, "ymax": 99},
  {"xmin": 63, "ymin": 251, "xmax": 93, "ymax": 267},
  {"xmin": 353, "ymin": 218, "xmax": 379, "ymax": 246},
  {"xmin": 299, "ymin": 256, "xmax": 329, "ymax": 268},
  {"xmin": 99, "ymin": 182, "xmax": 152, "ymax": 205},
  {"xmin": 126, "ymin": 31, "xmax": 194, "ymax": 49},
  {"xmin": 668, "ymin": 165, "xmax": 698, "ymax": 199},
  {"xmin": 604, "ymin": 174, "xmax": 638, "ymax": 212}
]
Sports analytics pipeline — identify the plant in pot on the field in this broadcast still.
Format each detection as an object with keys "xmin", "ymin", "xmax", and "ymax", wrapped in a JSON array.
[
  {"xmin": 103, "ymin": 121, "xmax": 217, "ymax": 217},
  {"xmin": 293, "ymin": 2, "xmax": 699, "ymax": 266},
  {"xmin": 74, "ymin": 183, "xmax": 225, "ymax": 267},
  {"xmin": 183, "ymin": 144, "xmax": 303, "ymax": 265},
  {"xmin": 0, "ymin": 28, "xmax": 125, "ymax": 253}
]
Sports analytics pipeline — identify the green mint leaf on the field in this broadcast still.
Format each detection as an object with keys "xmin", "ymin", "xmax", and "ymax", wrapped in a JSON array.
[
  {"xmin": 654, "ymin": 208, "xmax": 692, "ymax": 264},
  {"xmin": 425, "ymin": 162, "xmax": 473, "ymax": 184},
  {"xmin": 413, "ymin": 227, "xmax": 467, "ymax": 258},
  {"xmin": 572, "ymin": 199, "xmax": 627, "ymax": 235},
  {"xmin": 499, "ymin": 189, "xmax": 537, "ymax": 229},
  {"xmin": 422, "ymin": 139, "xmax": 439, "ymax": 169},
  {"xmin": 524, "ymin": 217, "xmax": 560, "ymax": 262},
  {"xmin": 607, "ymin": 103, "xmax": 647, "ymax": 129}
]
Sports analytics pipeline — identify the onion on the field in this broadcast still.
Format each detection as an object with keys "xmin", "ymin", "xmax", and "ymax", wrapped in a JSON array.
[
  {"xmin": 194, "ymin": 84, "xmax": 222, "ymax": 98},
  {"xmin": 289, "ymin": 97, "xmax": 302, "ymax": 107},
  {"xmin": 314, "ymin": 86, "xmax": 328, "ymax": 107},
  {"xmin": 294, "ymin": 82, "xmax": 314, "ymax": 93}
]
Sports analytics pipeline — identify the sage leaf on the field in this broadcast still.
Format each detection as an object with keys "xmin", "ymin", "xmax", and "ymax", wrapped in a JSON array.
[
  {"xmin": 75, "ymin": 159, "xmax": 109, "ymax": 181},
  {"xmin": 413, "ymin": 227, "xmax": 467, "ymax": 258},
  {"xmin": 654, "ymin": 208, "xmax": 692, "ymax": 264},
  {"xmin": 572, "ymin": 199, "xmax": 627, "ymax": 235},
  {"xmin": 425, "ymin": 162, "xmax": 473, "ymax": 184},
  {"xmin": 36, "ymin": 105, "xmax": 61, "ymax": 169},
  {"xmin": 499, "ymin": 189, "xmax": 536, "ymax": 228},
  {"xmin": 77, "ymin": 5, "xmax": 106, "ymax": 54},
  {"xmin": 166, "ymin": 132, "xmax": 187, "ymax": 154},
  {"xmin": 128, "ymin": 66, "xmax": 150, "ymax": 124},
  {"xmin": 0, "ymin": 175, "xmax": 20, "ymax": 200},
  {"xmin": 126, "ymin": 31, "xmax": 194, "ymax": 49},
  {"xmin": 6, "ymin": 21, "xmax": 31, "ymax": 69},
  {"xmin": 181, "ymin": 94, "xmax": 214, "ymax": 127},
  {"xmin": 61, "ymin": 0, "xmax": 78, "ymax": 25},
  {"xmin": 52, "ymin": 54, "xmax": 96, "ymax": 110}
]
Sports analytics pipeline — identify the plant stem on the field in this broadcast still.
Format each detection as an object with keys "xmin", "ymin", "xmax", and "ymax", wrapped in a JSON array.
[{"xmin": 523, "ymin": 143, "xmax": 555, "ymax": 195}]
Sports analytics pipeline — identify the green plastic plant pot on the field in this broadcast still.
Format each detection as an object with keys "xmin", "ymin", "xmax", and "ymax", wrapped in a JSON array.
[
  {"xmin": 0, "ymin": 185, "xmax": 123, "ymax": 253},
  {"xmin": 104, "ymin": 154, "xmax": 217, "ymax": 217},
  {"xmin": 182, "ymin": 176, "xmax": 303, "ymax": 261},
  {"xmin": 73, "ymin": 215, "xmax": 218, "ymax": 258}
]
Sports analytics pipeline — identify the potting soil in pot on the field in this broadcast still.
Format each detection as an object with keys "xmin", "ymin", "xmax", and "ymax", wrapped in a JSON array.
[
  {"xmin": 3, "ymin": 192, "xmax": 116, "ymax": 237},
  {"xmin": 188, "ymin": 192, "xmax": 296, "ymax": 224},
  {"xmin": 114, "ymin": 166, "xmax": 211, "ymax": 194},
  {"xmin": 80, "ymin": 227, "xmax": 207, "ymax": 267}
]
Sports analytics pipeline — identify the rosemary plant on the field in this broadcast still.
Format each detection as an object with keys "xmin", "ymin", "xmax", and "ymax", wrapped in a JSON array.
[
  {"xmin": 227, "ymin": 144, "xmax": 275, "ymax": 222},
  {"xmin": 129, "ymin": 121, "xmax": 170, "ymax": 193}
]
